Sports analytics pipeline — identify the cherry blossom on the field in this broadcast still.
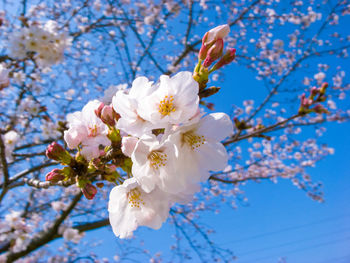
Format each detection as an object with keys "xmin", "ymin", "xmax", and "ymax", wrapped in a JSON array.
[
  {"xmin": 112, "ymin": 76, "xmax": 157, "ymax": 137},
  {"xmin": 169, "ymin": 113, "xmax": 233, "ymax": 181},
  {"xmin": 2, "ymin": 130, "xmax": 20, "ymax": 161},
  {"xmin": 138, "ymin": 71, "xmax": 199, "ymax": 126},
  {"xmin": 131, "ymin": 134, "xmax": 181, "ymax": 194},
  {"xmin": 64, "ymin": 100, "xmax": 110, "ymax": 160},
  {"xmin": 108, "ymin": 178, "xmax": 170, "ymax": 239}
]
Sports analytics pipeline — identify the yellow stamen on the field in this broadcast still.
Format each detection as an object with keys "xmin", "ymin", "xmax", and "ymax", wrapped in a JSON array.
[
  {"xmin": 127, "ymin": 188, "xmax": 145, "ymax": 208},
  {"xmin": 88, "ymin": 125, "xmax": 98, "ymax": 137},
  {"xmin": 158, "ymin": 95, "xmax": 176, "ymax": 116},
  {"xmin": 182, "ymin": 131, "xmax": 206, "ymax": 150},
  {"xmin": 148, "ymin": 151, "xmax": 167, "ymax": 169}
]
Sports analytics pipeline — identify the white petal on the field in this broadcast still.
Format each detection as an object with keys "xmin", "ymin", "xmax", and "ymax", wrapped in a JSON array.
[
  {"xmin": 112, "ymin": 91, "xmax": 138, "ymax": 119},
  {"xmin": 197, "ymin": 113, "xmax": 233, "ymax": 141},
  {"xmin": 121, "ymin": 136, "xmax": 139, "ymax": 157},
  {"xmin": 196, "ymin": 141, "xmax": 228, "ymax": 172}
]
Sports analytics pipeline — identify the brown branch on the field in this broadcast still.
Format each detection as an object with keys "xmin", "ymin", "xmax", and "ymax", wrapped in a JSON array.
[
  {"xmin": 0, "ymin": 162, "xmax": 56, "ymax": 189},
  {"xmin": 4, "ymin": 192, "xmax": 83, "ymax": 262},
  {"xmin": 23, "ymin": 177, "xmax": 75, "ymax": 188},
  {"xmin": 0, "ymin": 134, "xmax": 10, "ymax": 204},
  {"xmin": 209, "ymin": 174, "xmax": 273, "ymax": 184},
  {"xmin": 224, "ymin": 114, "xmax": 301, "ymax": 146}
]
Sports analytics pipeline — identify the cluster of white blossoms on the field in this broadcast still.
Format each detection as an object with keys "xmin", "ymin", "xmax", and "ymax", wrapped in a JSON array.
[
  {"xmin": 63, "ymin": 71, "xmax": 233, "ymax": 238},
  {"xmin": 109, "ymin": 71, "xmax": 233, "ymax": 238},
  {"xmin": 8, "ymin": 20, "xmax": 71, "ymax": 67}
]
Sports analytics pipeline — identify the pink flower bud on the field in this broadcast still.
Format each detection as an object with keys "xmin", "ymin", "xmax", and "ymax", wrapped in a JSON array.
[
  {"xmin": 199, "ymin": 25, "xmax": 230, "ymax": 61},
  {"xmin": 203, "ymin": 39, "xmax": 224, "ymax": 68},
  {"xmin": 302, "ymin": 97, "xmax": 312, "ymax": 108},
  {"xmin": 46, "ymin": 142, "xmax": 73, "ymax": 165},
  {"xmin": 94, "ymin": 102, "xmax": 105, "ymax": 118},
  {"xmin": 199, "ymin": 32, "xmax": 210, "ymax": 60},
  {"xmin": 313, "ymin": 104, "xmax": 329, "ymax": 114},
  {"xmin": 82, "ymin": 183, "xmax": 97, "ymax": 200},
  {"xmin": 211, "ymin": 48, "xmax": 236, "ymax": 71},
  {"xmin": 101, "ymin": 105, "xmax": 116, "ymax": 126},
  {"xmin": 45, "ymin": 168, "xmax": 65, "ymax": 182},
  {"xmin": 205, "ymin": 24, "xmax": 230, "ymax": 45}
]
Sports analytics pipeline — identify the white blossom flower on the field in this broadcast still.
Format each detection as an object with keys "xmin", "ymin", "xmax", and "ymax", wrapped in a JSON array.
[
  {"xmin": 62, "ymin": 228, "xmax": 84, "ymax": 244},
  {"xmin": 64, "ymin": 100, "xmax": 111, "ymax": 160},
  {"xmin": 168, "ymin": 113, "xmax": 233, "ymax": 182},
  {"xmin": 2, "ymin": 130, "xmax": 20, "ymax": 161},
  {"xmin": 51, "ymin": 201, "xmax": 67, "ymax": 212},
  {"xmin": 131, "ymin": 134, "xmax": 185, "ymax": 194},
  {"xmin": 108, "ymin": 178, "xmax": 170, "ymax": 239},
  {"xmin": 314, "ymin": 72, "xmax": 326, "ymax": 83},
  {"xmin": 138, "ymin": 71, "xmax": 199, "ymax": 126},
  {"xmin": 113, "ymin": 77, "xmax": 157, "ymax": 137}
]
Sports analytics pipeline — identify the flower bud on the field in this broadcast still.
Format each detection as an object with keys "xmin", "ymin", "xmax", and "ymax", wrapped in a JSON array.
[
  {"xmin": 205, "ymin": 24, "xmax": 230, "ymax": 45},
  {"xmin": 198, "ymin": 32, "xmax": 211, "ymax": 60},
  {"xmin": 82, "ymin": 183, "xmax": 97, "ymax": 200},
  {"xmin": 101, "ymin": 105, "xmax": 116, "ymax": 126},
  {"xmin": 203, "ymin": 39, "xmax": 224, "ymax": 68},
  {"xmin": 313, "ymin": 104, "xmax": 329, "ymax": 114},
  {"xmin": 45, "ymin": 168, "xmax": 65, "ymax": 182},
  {"xmin": 94, "ymin": 102, "xmax": 105, "ymax": 118},
  {"xmin": 301, "ymin": 93, "xmax": 312, "ymax": 108},
  {"xmin": 95, "ymin": 103, "xmax": 119, "ymax": 126},
  {"xmin": 211, "ymin": 48, "xmax": 236, "ymax": 71},
  {"xmin": 46, "ymin": 142, "xmax": 73, "ymax": 165}
]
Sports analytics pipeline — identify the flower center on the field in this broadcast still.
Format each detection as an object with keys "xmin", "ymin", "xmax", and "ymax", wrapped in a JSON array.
[
  {"xmin": 127, "ymin": 188, "xmax": 145, "ymax": 208},
  {"xmin": 182, "ymin": 131, "xmax": 206, "ymax": 150},
  {"xmin": 158, "ymin": 95, "xmax": 176, "ymax": 116},
  {"xmin": 88, "ymin": 125, "xmax": 98, "ymax": 137},
  {"xmin": 148, "ymin": 151, "xmax": 167, "ymax": 169}
]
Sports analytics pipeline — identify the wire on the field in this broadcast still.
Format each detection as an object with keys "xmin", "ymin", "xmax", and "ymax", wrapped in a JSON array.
[
  {"xmin": 221, "ymin": 213, "xmax": 350, "ymax": 245},
  {"xmin": 237, "ymin": 226, "xmax": 350, "ymax": 256},
  {"xmin": 238, "ymin": 236, "xmax": 350, "ymax": 263}
]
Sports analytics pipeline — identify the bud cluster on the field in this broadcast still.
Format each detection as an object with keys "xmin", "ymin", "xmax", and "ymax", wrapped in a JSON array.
[
  {"xmin": 7, "ymin": 20, "xmax": 72, "ymax": 67},
  {"xmin": 298, "ymin": 82, "xmax": 329, "ymax": 115},
  {"xmin": 194, "ymin": 24, "xmax": 236, "ymax": 92}
]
